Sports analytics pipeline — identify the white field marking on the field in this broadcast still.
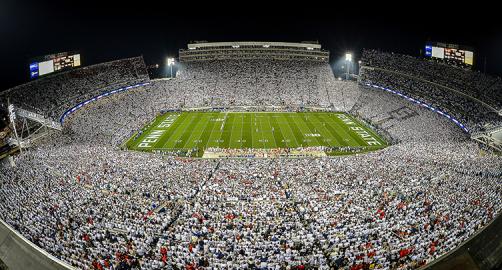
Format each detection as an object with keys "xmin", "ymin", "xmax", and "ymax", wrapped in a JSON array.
[
  {"xmin": 148, "ymin": 113, "xmax": 184, "ymax": 149},
  {"xmin": 226, "ymin": 111, "xmax": 297, "ymax": 114},
  {"xmin": 240, "ymin": 114, "xmax": 244, "ymax": 149},
  {"xmin": 278, "ymin": 114, "xmax": 300, "ymax": 147},
  {"xmin": 305, "ymin": 133, "xmax": 321, "ymax": 137},
  {"xmin": 257, "ymin": 114, "xmax": 267, "ymax": 148},
  {"xmin": 298, "ymin": 115, "xmax": 327, "ymax": 146},
  {"xmin": 159, "ymin": 114, "xmax": 185, "ymax": 149},
  {"xmin": 227, "ymin": 114, "xmax": 240, "ymax": 148},
  {"xmin": 134, "ymin": 114, "xmax": 165, "ymax": 148},
  {"xmin": 163, "ymin": 114, "xmax": 197, "ymax": 148},
  {"xmin": 137, "ymin": 130, "xmax": 166, "ymax": 148},
  {"xmin": 156, "ymin": 114, "xmax": 180, "ymax": 129},
  {"xmin": 220, "ymin": 112, "xmax": 228, "ymax": 131},
  {"xmin": 225, "ymin": 114, "xmax": 235, "ymax": 147},
  {"xmin": 227, "ymin": 114, "xmax": 244, "ymax": 148},
  {"xmin": 182, "ymin": 114, "xmax": 212, "ymax": 149},
  {"xmin": 313, "ymin": 114, "xmax": 347, "ymax": 145},
  {"xmin": 330, "ymin": 114, "xmax": 368, "ymax": 145},
  {"xmin": 312, "ymin": 114, "xmax": 342, "ymax": 146},
  {"xmin": 344, "ymin": 114, "xmax": 384, "ymax": 146},
  {"xmin": 250, "ymin": 114, "xmax": 256, "ymax": 148},
  {"xmin": 272, "ymin": 116, "xmax": 290, "ymax": 148},
  {"xmin": 264, "ymin": 114, "xmax": 279, "ymax": 148},
  {"xmin": 291, "ymin": 115, "xmax": 320, "ymax": 146},
  {"xmin": 315, "ymin": 114, "xmax": 349, "ymax": 146},
  {"xmin": 206, "ymin": 113, "xmax": 223, "ymax": 149}
]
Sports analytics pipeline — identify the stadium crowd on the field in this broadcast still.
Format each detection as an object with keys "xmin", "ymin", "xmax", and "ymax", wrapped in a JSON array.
[
  {"xmin": 1, "ymin": 133, "xmax": 500, "ymax": 269},
  {"xmin": 176, "ymin": 60, "xmax": 341, "ymax": 109},
  {"xmin": 0, "ymin": 54, "xmax": 501, "ymax": 270},
  {"xmin": 360, "ymin": 49, "xmax": 502, "ymax": 133},
  {"xmin": 0, "ymin": 57, "xmax": 149, "ymax": 119},
  {"xmin": 361, "ymin": 49, "xmax": 502, "ymax": 110}
]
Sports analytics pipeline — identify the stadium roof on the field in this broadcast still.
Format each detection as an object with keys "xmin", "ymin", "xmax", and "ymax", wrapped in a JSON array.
[{"xmin": 187, "ymin": 41, "xmax": 322, "ymax": 50}]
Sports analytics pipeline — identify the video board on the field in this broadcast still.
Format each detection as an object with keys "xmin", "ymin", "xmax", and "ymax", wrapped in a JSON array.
[
  {"xmin": 30, "ymin": 52, "xmax": 81, "ymax": 79},
  {"xmin": 425, "ymin": 43, "xmax": 473, "ymax": 66}
]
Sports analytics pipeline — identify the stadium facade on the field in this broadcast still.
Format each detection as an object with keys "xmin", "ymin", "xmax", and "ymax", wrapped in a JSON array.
[{"xmin": 179, "ymin": 41, "xmax": 329, "ymax": 62}]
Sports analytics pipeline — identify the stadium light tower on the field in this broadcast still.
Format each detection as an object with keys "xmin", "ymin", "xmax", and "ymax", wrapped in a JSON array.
[
  {"xmin": 167, "ymin": 58, "xmax": 175, "ymax": 78},
  {"xmin": 345, "ymin": 53, "xmax": 352, "ymax": 80}
]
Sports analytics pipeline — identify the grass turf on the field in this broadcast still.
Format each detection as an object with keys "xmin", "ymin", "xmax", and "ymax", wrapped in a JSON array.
[{"xmin": 125, "ymin": 112, "xmax": 387, "ymax": 157}]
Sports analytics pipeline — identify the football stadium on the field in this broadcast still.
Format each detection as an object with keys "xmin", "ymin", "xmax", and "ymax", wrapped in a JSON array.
[{"xmin": 0, "ymin": 11, "xmax": 501, "ymax": 270}]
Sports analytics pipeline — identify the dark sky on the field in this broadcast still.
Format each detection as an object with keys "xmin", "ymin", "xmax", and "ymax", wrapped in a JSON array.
[{"xmin": 1, "ymin": 1, "xmax": 500, "ymax": 91}]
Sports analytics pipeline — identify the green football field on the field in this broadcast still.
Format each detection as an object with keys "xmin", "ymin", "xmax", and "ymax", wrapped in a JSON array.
[{"xmin": 125, "ymin": 111, "xmax": 387, "ymax": 157}]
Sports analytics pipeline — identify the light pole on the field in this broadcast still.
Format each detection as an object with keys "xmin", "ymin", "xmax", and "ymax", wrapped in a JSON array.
[
  {"xmin": 167, "ymin": 58, "xmax": 175, "ymax": 78},
  {"xmin": 345, "ymin": 53, "xmax": 352, "ymax": 80}
]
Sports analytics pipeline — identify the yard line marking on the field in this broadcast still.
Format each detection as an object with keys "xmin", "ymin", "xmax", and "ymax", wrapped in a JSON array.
[
  {"xmin": 251, "ymin": 113, "xmax": 256, "ymax": 148},
  {"xmin": 300, "ymin": 113, "xmax": 336, "ymax": 147},
  {"xmin": 257, "ymin": 113, "xmax": 267, "ymax": 148},
  {"xmin": 271, "ymin": 114, "xmax": 290, "ymax": 148},
  {"xmin": 291, "ymin": 114, "xmax": 317, "ymax": 146},
  {"xmin": 150, "ymin": 113, "xmax": 186, "ymax": 149},
  {"xmin": 264, "ymin": 113, "xmax": 279, "ymax": 148},
  {"xmin": 204, "ymin": 112, "xmax": 223, "ymax": 151},
  {"xmin": 181, "ymin": 113, "xmax": 211, "ymax": 150},
  {"xmin": 311, "ymin": 113, "xmax": 342, "ymax": 146},
  {"xmin": 224, "ymin": 113, "xmax": 238, "ymax": 148},
  {"xmin": 170, "ymin": 114, "xmax": 199, "ymax": 149},
  {"xmin": 279, "ymin": 114, "xmax": 301, "ymax": 147},
  {"xmin": 161, "ymin": 115, "xmax": 193, "ymax": 148},
  {"xmin": 240, "ymin": 114, "xmax": 244, "ymax": 149}
]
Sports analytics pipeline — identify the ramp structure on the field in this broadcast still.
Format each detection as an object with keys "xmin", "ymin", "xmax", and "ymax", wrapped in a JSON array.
[{"xmin": 8, "ymin": 104, "xmax": 62, "ymax": 148}]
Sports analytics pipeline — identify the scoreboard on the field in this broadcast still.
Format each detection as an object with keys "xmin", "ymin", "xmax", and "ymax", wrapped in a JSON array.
[
  {"xmin": 425, "ymin": 42, "xmax": 474, "ymax": 66},
  {"xmin": 30, "ymin": 52, "xmax": 81, "ymax": 79}
]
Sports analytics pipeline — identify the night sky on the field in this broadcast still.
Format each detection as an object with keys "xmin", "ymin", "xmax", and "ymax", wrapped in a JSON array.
[{"xmin": 1, "ymin": 1, "xmax": 500, "ymax": 91}]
